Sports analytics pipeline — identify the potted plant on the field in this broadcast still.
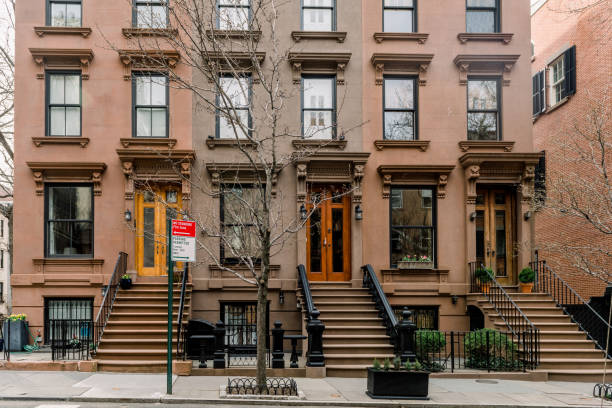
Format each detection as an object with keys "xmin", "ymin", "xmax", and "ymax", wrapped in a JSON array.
[
  {"xmin": 518, "ymin": 267, "xmax": 535, "ymax": 293},
  {"xmin": 366, "ymin": 357, "xmax": 430, "ymax": 400},
  {"xmin": 2, "ymin": 314, "xmax": 29, "ymax": 352},
  {"xmin": 397, "ymin": 254, "xmax": 433, "ymax": 270},
  {"xmin": 119, "ymin": 273, "xmax": 132, "ymax": 290},
  {"xmin": 475, "ymin": 267, "xmax": 493, "ymax": 293}
]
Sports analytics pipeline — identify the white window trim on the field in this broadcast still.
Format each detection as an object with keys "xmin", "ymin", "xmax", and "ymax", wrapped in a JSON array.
[{"xmin": 548, "ymin": 55, "xmax": 565, "ymax": 108}]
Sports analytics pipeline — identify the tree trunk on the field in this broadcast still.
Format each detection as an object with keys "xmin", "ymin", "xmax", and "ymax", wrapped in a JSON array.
[{"xmin": 256, "ymin": 185, "xmax": 272, "ymax": 390}]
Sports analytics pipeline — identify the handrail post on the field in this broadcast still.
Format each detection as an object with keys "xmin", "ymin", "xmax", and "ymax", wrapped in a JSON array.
[
  {"xmin": 271, "ymin": 321, "xmax": 285, "ymax": 369},
  {"xmin": 213, "ymin": 320, "xmax": 226, "ymax": 369},
  {"xmin": 397, "ymin": 308, "xmax": 416, "ymax": 363},
  {"xmin": 306, "ymin": 310, "xmax": 325, "ymax": 367}
]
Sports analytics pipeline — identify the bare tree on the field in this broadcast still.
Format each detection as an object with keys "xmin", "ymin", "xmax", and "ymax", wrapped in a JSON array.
[{"xmin": 110, "ymin": 0, "xmax": 359, "ymax": 387}]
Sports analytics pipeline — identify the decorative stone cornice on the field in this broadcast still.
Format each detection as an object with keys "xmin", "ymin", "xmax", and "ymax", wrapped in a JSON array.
[
  {"xmin": 370, "ymin": 53, "xmax": 433, "ymax": 86},
  {"xmin": 206, "ymin": 138, "xmax": 256, "ymax": 149},
  {"xmin": 26, "ymin": 162, "xmax": 106, "ymax": 196},
  {"xmin": 453, "ymin": 54, "xmax": 520, "ymax": 86},
  {"xmin": 206, "ymin": 163, "xmax": 281, "ymax": 196},
  {"xmin": 29, "ymin": 48, "xmax": 94, "ymax": 79},
  {"xmin": 119, "ymin": 138, "xmax": 177, "ymax": 149},
  {"xmin": 374, "ymin": 140, "xmax": 430, "ymax": 151},
  {"xmin": 457, "ymin": 33, "xmax": 514, "ymax": 44},
  {"xmin": 292, "ymin": 139, "xmax": 347, "ymax": 150},
  {"xmin": 34, "ymin": 26, "xmax": 92, "ymax": 38},
  {"xmin": 205, "ymin": 29, "xmax": 262, "ymax": 41},
  {"xmin": 291, "ymin": 31, "xmax": 347, "ymax": 43},
  {"xmin": 122, "ymin": 27, "xmax": 178, "ymax": 38},
  {"xmin": 458, "ymin": 152, "xmax": 543, "ymax": 167},
  {"xmin": 204, "ymin": 51, "xmax": 266, "ymax": 82},
  {"xmin": 377, "ymin": 164, "xmax": 455, "ymax": 199},
  {"xmin": 458, "ymin": 140, "xmax": 515, "ymax": 152},
  {"xmin": 118, "ymin": 49, "xmax": 180, "ymax": 80},
  {"xmin": 32, "ymin": 137, "xmax": 90, "ymax": 148},
  {"xmin": 373, "ymin": 32, "xmax": 429, "ymax": 44},
  {"xmin": 288, "ymin": 52, "xmax": 352, "ymax": 85}
]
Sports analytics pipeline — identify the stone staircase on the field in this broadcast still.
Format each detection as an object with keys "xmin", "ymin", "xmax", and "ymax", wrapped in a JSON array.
[
  {"xmin": 95, "ymin": 278, "xmax": 192, "ymax": 372},
  {"xmin": 475, "ymin": 292, "xmax": 612, "ymax": 382},
  {"xmin": 309, "ymin": 282, "xmax": 394, "ymax": 378}
]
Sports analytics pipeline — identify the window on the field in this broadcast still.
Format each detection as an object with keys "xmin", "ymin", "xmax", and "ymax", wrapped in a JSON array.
[
  {"xmin": 1, "ymin": 219, "xmax": 4, "ymax": 237},
  {"xmin": 467, "ymin": 78, "xmax": 500, "ymax": 141},
  {"xmin": 549, "ymin": 56, "xmax": 565, "ymax": 106},
  {"xmin": 133, "ymin": 74, "xmax": 168, "ymax": 138},
  {"xmin": 44, "ymin": 298, "xmax": 93, "ymax": 343},
  {"xmin": 466, "ymin": 0, "xmax": 499, "ymax": 33},
  {"xmin": 46, "ymin": 72, "xmax": 81, "ymax": 137},
  {"xmin": 220, "ymin": 185, "xmax": 262, "ymax": 263},
  {"xmin": 217, "ymin": 76, "xmax": 251, "ymax": 139},
  {"xmin": 532, "ymin": 70, "xmax": 545, "ymax": 117},
  {"xmin": 45, "ymin": 185, "xmax": 93, "ymax": 257},
  {"xmin": 134, "ymin": 0, "xmax": 168, "ymax": 29},
  {"xmin": 1, "ymin": 250, "xmax": 4, "ymax": 269},
  {"xmin": 302, "ymin": 76, "xmax": 335, "ymax": 139},
  {"xmin": 390, "ymin": 187, "xmax": 435, "ymax": 268},
  {"xmin": 383, "ymin": 0, "xmax": 416, "ymax": 33},
  {"xmin": 222, "ymin": 303, "xmax": 257, "ymax": 346},
  {"xmin": 0, "ymin": 282, "xmax": 3, "ymax": 303},
  {"xmin": 534, "ymin": 46, "xmax": 576, "ymax": 112},
  {"xmin": 302, "ymin": 0, "xmax": 335, "ymax": 31},
  {"xmin": 47, "ymin": 0, "xmax": 81, "ymax": 27},
  {"xmin": 218, "ymin": 0, "xmax": 250, "ymax": 30},
  {"xmin": 535, "ymin": 152, "xmax": 546, "ymax": 207},
  {"xmin": 393, "ymin": 306, "xmax": 439, "ymax": 330},
  {"xmin": 384, "ymin": 77, "xmax": 416, "ymax": 140}
]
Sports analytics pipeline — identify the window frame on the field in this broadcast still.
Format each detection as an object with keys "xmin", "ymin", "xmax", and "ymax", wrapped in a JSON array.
[
  {"xmin": 393, "ymin": 306, "xmax": 439, "ymax": 330},
  {"xmin": 45, "ymin": 71, "xmax": 82, "ymax": 137},
  {"xmin": 216, "ymin": 74, "xmax": 252, "ymax": 139},
  {"xmin": 465, "ymin": 0, "xmax": 500, "ymax": 33},
  {"xmin": 220, "ymin": 301, "xmax": 269, "ymax": 348},
  {"xmin": 389, "ymin": 186, "xmax": 437, "ymax": 269},
  {"xmin": 46, "ymin": 0, "xmax": 82, "ymax": 27},
  {"xmin": 43, "ymin": 297, "xmax": 94, "ymax": 344},
  {"xmin": 219, "ymin": 184, "xmax": 262, "ymax": 264},
  {"xmin": 383, "ymin": 75, "xmax": 418, "ymax": 141},
  {"xmin": 44, "ymin": 183, "xmax": 94, "ymax": 259},
  {"xmin": 466, "ymin": 76, "xmax": 502, "ymax": 141},
  {"xmin": 301, "ymin": 0, "xmax": 337, "ymax": 32},
  {"xmin": 301, "ymin": 75, "xmax": 337, "ymax": 140},
  {"xmin": 132, "ymin": 0, "xmax": 170, "ymax": 29},
  {"xmin": 382, "ymin": 0, "xmax": 417, "ymax": 33},
  {"xmin": 217, "ymin": 0, "xmax": 251, "ymax": 30},
  {"xmin": 132, "ymin": 72, "xmax": 170, "ymax": 138},
  {"xmin": 548, "ymin": 55, "xmax": 565, "ymax": 107},
  {"xmin": 0, "ymin": 282, "xmax": 3, "ymax": 302}
]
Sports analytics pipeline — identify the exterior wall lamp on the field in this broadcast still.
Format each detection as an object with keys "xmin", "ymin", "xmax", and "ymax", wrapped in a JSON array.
[
  {"xmin": 524, "ymin": 211, "xmax": 533, "ymax": 221},
  {"xmin": 469, "ymin": 211, "xmax": 477, "ymax": 222},
  {"xmin": 124, "ymin": 209, "xmax": 132, "ymax": 222},
  {"xmin": 300, "ymin": 204, "xmax": 307, "ymax": 221},
  {"xmin": 279, "ymin": 290, "xmax": 284, "ymax": 305},
  {"xmin": 452, "ymin": 295, "xmax": 458, "ymax": 305},
  {"xmin": 355, "ymin": 205, "xmax": 363, "ymax": 220}
]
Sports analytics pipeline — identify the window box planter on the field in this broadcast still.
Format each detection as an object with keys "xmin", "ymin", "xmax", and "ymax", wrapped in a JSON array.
[
  {"xmin": 366, "ymin": 368, "xmax": 430, "ymax": 399},
  {"xmin": 2, "ymin": 320, "xmax": 29, "ymax": 352},
  {"xmin": 119, "ymin": 277, "xmax": 132, "ymax": 290},
  {"xmin": 397, "ymin": 261, "xmax": 434, "ymax": 270}
]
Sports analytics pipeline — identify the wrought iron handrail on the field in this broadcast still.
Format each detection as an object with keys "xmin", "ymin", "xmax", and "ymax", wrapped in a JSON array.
[
  {"xmin": 93, "ymin": 252, "xmax": 127, "ymax": 352},
  {"xmin": 176, "ymin": 263, "xmax": 190, "ymax": 360},
  {"xmin": 297, "ymin": 264, "xmax": 316, "ymax": 320},
  {"xmin": 362, "ymin": 264, "xmax": 399, "ymax": 344},
  {"xmin": 531, "ymin": 256, "xmax": 612, "ymax": 357}
]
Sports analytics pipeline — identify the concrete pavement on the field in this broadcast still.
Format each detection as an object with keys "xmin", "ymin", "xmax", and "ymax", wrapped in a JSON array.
[{"xmin": 0, "ymin": 371, "xmax": 611, "ymax": 407}]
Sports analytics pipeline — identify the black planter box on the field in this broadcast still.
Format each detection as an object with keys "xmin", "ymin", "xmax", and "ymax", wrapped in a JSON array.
[
  {"xmin": 2, "ymin": 320, "xmax": 29, "ymax": 352},
  {"xmin": 120, "ymin": 278, "xmax": 132, "ymax": 290},
  {"xmin": 366, "ymin": 368, "xmax": 430, "ymax": 400}
]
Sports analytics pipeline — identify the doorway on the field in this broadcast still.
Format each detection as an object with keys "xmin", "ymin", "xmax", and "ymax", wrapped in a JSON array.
[
  {"xmin": 475, "ymin": 188, "xmax": 515, "ymax": 285},
  {"xmin": 135, "ymin": 185, "xmax": 182, "ymax": 276},
  {"xmin": 306, "ymin": 186, "xmax": 351, "ymax": 281}
]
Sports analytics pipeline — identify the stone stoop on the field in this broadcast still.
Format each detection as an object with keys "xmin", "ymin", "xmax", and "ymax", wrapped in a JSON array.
[
  {"xmin": 308, "ymin": 282, "xmax": 394, "ymax": 378},
  {"xmin": 471, "ymin": 292, "xmax": 612, "ymax": 382},
  {"xmin": 94, "ymin": 280, "xmax": 192, "ymax": 372}
]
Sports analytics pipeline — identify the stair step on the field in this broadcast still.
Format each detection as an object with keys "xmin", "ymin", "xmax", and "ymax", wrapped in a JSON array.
[
  {"xmin": 325, "ymin": 353, "xmax": 394, "ymax": 365},
  {"xmin": 539, "ymin": 348, "xmax": 605, "ymax": 358},
  {"xmin": 544, "ymin": 369, "xmax": 612, "ymax": 382},
  {"xmin": 316, "ymin": 302, "xmax": 376, "ymax": 311},
  {"xmin": 325, "ymin": 365, "xmax": 369, "ymax": 378},
  {"xmin": 323, "ymin": 344, "xmax": 394, "ymax": 354},
  {"xmin": 323, "ymin": 334, "xmax": 391, "ymax": 345},
  {"xmin": 538, "ymin": 358, "xmax": 612, "ymax": 369},
  {"xmin": 539, "ymin": 339, "xmax": 598, "ymax": 349},
  {"xmin": 317, "ymin": 317, "xmax": 383, "ymax": 327}
]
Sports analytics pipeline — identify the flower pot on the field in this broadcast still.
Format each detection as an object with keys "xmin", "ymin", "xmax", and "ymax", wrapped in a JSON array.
[
  {"xmin": 2, "ymin": 320, "xmax": 29, "ymax": 351},
  {"xmin": 519, "ymin": 282, "xmax": 533, "ymax": 293},
  {"xmin": 119, "ymin": 278, "xmax": 132, "ymax": 290},
  {"xmin": 366, "ymin": 368, "xmax": 430, "ymax": 400},
  {"xmin": 397, "ymin": 261, "xmax": 434, "ymax": 270}
]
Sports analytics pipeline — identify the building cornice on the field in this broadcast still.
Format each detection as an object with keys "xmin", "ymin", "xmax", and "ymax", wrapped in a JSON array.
[
  {"xmin": 291, "ymin": 31, "xmax": 347, "ymax": 43},
  {"xmin": 29, "ymin": 48, "xmax": 94, "ymax": 79},
  {"xmin": 370, "ymin": 53, "xmax": 434, "ymax": 85},
  {"xmin": 373, "ymin": 32, "xmax": 429, "ymax": 44}
]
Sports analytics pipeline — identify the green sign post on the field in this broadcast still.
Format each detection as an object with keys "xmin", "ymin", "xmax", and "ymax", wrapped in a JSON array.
[{"xmin": 167, "ymin": 226, "xmax": 174, "ymax": 395}]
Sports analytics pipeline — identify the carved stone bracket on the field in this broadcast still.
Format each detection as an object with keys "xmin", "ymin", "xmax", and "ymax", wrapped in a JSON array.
[
  {"xmin": 206, "ymin": 163, "xmax": 281, "ymax": 197},
  {"xmin": 288, "ymin": 52, "xmax": 352, "ymax": 85},
  {"xmin": 453, "ymin": 54, "xmax": 520, "ymax": 86},
  {"xmin": 27, "ymin": 162, "xmax": 107, "ymax": 196},
  {"xmin": 520, "ymin": 165, "xmax": 536, "ymax": 203},
  {"xmin": 118, "ymin": 49, "xmax": 181, "ymax": 80},
  {"xmin": 464, "ymin": 165, "xmax": 481, "ymax": 204},
  {"xmin": 30, "ymin": 48, "xmax": 94, "ymax": 79},
  {"xmin": 370, "ymin": 53, "xmax": 434, "ymax": 86},
  {"xmin": 377, "ymin": 165, "xmax": 455, "ymax": 199}
]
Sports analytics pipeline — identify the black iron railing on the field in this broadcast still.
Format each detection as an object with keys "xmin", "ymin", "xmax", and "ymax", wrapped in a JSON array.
[
  {"xmin": 297, "ymin": 264, "xmax": 316, "ymax": 321},
  {"xmin": 50, "ymin": 319, "xmax": 92, "ymax": 361},
  {"xmin": 469, "ymin": 262, "xmax": 540, "ymax": 369},
  {"xmin": 531, "ymin": 255, "xmax": 612, "ymax": 358},
  {"xmin": 297, "ymin": 264, "xmax": 324, "ymax": 367},
  {"xmin": 176, "ymin": 263, "xmax": 190, "ymax": 360},
  {"xmin": 362, "ymin": 264, "xmax": 399, "ymax": 349},
  {"xmin": 413, "ymin": 329, "xmax": 533, "ymax": 372},
  {"xmin": 93, "ymin": 252, "xmax": 127, "ymax": 352}
]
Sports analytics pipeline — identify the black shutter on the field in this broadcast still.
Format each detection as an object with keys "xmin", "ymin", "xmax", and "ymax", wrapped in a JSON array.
[
  {"xmin": 532, "ymin": 70, "xmax": 545, "ymax": 116},
  {"xmin": 563, "ymin": 45, "xmax": 576, "ymax": 98}
]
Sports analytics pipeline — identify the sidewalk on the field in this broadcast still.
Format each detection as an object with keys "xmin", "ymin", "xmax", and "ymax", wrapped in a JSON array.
[{"xmin": 0, "ymin": 371, "xmax": 610, "ymax": 407}]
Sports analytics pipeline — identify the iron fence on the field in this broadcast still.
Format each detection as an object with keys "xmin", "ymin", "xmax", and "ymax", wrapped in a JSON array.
[{"xmin": 49, "ymin": 319, "xmax": 92, "ymax": 361}]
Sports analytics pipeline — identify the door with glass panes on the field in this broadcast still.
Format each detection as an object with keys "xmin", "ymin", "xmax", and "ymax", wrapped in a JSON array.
[
  {"xmin": 135, "ymin": 185, "xmax": 182, "ymax": 276},
  {"xmin": 306, "ymin": 187, "xmax": 351, "ymax": 281},
  {"xmin": 474, "ymin": 188, "xmax": 515, "ymax": 285}
]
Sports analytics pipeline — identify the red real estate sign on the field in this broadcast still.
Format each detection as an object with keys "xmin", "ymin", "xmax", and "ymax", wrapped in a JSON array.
[{"xmin": 171, "ymin": 220, "xmax": 196, "ymax": 237}]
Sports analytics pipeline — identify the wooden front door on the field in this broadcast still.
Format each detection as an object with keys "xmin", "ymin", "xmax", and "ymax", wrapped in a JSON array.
[
  {"xmin": 306, "ymin": 188, "xmax": 351, "ymax": 281},
  {"xmin": 475, "ymin": 188, "xmax": 515, "ymax": 285},
  {"xmin": 135, "ymin": 185, "xmax": 182, "ymax": 276}
]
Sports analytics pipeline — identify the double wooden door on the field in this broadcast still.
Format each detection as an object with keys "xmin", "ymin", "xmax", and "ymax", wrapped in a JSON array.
[
  {"xmin": 306, "ymin": 188, "xmax": 351, "ymax": 281},
  {"xmin": 475, "ymin": 188, "xmax": 515, "ymax": 285},
  {"xmin": 135, "ymin": 185, "xmax": 182, "ymax": 276}
]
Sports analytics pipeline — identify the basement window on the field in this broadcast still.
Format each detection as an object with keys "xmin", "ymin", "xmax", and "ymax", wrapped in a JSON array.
[
  {"xmin": 44, "ymin": 298, "xmax": 93, "ymax": 344},
  {"xmin": 393, "ymin": 306, "xmax": 439, "ymax": 330}
]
